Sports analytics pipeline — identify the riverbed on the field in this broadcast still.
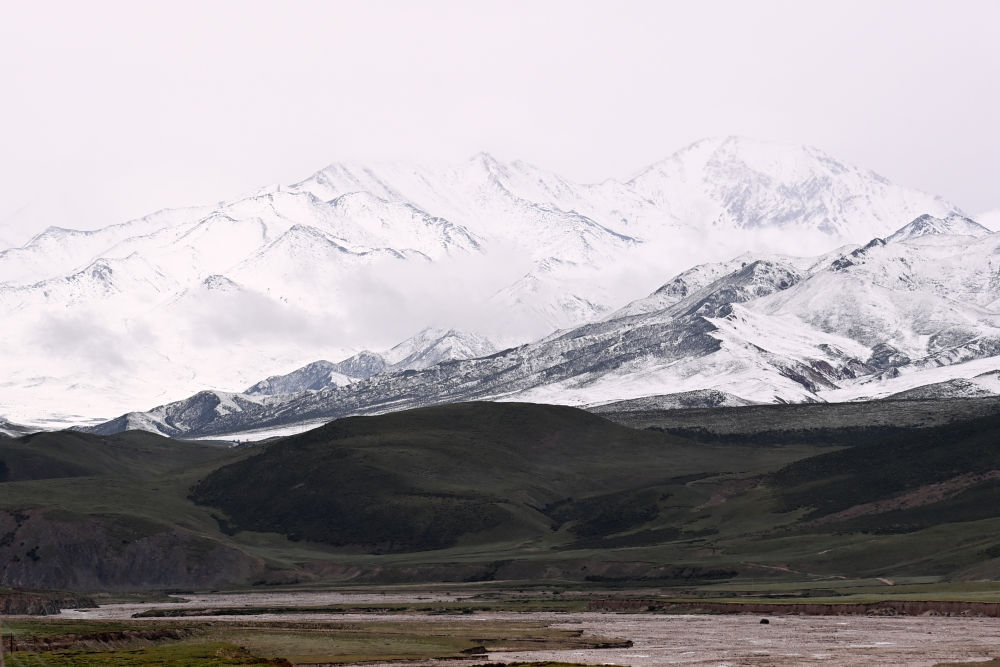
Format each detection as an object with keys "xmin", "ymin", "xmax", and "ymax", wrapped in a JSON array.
[{"xmin": 53, "ymin": 592, "xmax": 1000, "ymax": 665}]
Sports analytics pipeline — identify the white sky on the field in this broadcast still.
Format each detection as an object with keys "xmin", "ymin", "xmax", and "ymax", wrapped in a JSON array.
[{"xmin": 1, "ymin": 0, "xmax": 998, "ymax": 245}]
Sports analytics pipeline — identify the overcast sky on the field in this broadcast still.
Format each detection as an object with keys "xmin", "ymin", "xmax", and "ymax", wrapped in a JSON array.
[{"xmin": 1, "ymin": 0, "xmax": 997, "ymax": 245}]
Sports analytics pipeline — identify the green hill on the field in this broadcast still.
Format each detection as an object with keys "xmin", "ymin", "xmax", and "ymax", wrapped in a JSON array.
[
  {"xmin": 0, "ymin": 430, "xmax": 232, "ymax": 482},
  {"xmin": 189, "ymin": 402, "xmax": 803, "ymax": 552},
  {"xmin": 0, "ymin": 430, "xmax": 258, "ymax": 590},
  {"xmin": 2, "ymin": 400, "xmax": 999, "ymax": 590},
  {"xmin": 771, "ymin": 411, "xmax": 1000, "ymax": 531}
]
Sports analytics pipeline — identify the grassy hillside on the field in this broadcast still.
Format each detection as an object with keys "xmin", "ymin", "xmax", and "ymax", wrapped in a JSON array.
[
  {"xmin": 0, "ymin": 430, "xmax": 232, "ymax": 481},
  {"xmin": 189, "ymin": 402, "xmax": 811, "ymax": 553},
  {"xmin": 772, "ymin": 411, "xmax": 1000, "ymax": 520},
  {"xmin": 0, "ymin": 430, "xmax": 261, "ymax": 590},
  {"xmin": 2, "ymin": 400, "xmax": 1000, "ymax": 590}
]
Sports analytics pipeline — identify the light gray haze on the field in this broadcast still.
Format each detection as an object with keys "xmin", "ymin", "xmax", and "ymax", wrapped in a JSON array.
[{"xmin": 1, "ymin": 0, "xmax": 998, "ymax": 245}]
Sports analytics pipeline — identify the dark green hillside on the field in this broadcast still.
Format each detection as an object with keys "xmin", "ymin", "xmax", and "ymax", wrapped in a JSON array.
[
  {"xmin": 772, "ymin": 412, "xmax": 1000, "ymax": 520},
  {"xmin": 0, "ymin": 430, "xmax": 260, "ymax": 590},
  {"xmin": 190, "ymin": 402, "xmax": 799, "ymax": 553},
  {"xmin": 0, "ymin": 429, "xmax": 231, "ymax": 482},
  {"xmin": 186, "ymin": 399, "xmax": 1000, "ymax": 582},
  {"xmin": 4, "ymin": 400, "xmax": 1000, "ymax": 591}
]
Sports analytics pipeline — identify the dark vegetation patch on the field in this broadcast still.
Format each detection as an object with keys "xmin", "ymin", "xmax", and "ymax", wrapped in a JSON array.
[
  {"xmin": 189, "ymin": 438, "xmax": 507, "ymax": 552},
  {"xmin": 827, "ymin": 483, "xmax": 1000, "ymax": 534},
  {"xmin": 584, "ymin": 565, "xmax": 738, "ymax": 583},
  {"xmin": 0, "ymin": 430, "xmax": 231, "ymax": 482},
  {"xmin": 771, "ymin": 412, "xmax": 1000, "ymax": 520},
  {"xmin": 544, "ymin": 487, "xmax": 667, "ymax": 536},
  {"xmin": 651, "ymin": 424, "xmax": 913, "ymax": 446},
  {"xmin": 5, "ymin": 400, "xmax": 1000, "ymax": 590},
  {"xmin": 189, "ymin": 402, "xmax": 709, "ymax": 552}
]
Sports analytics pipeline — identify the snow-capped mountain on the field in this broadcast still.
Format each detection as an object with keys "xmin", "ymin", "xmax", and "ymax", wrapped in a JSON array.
[
  {"xmin": 88, "ymin": 328, "xmax": 498, "ymax": 437},
  {"xmin": 884, "ymin": 213, "xmax": 992, "ymax": 243},
  {"xmin": 0, "ymin": 417, "xmax": 33, "ymax": 438},
  {"xmin": 625, "ymin": 137, "xmax": 958, "ymax": 240},
  {"xmin": 87, "ymin": 215, "xmax": 1000, "ymax": 438},
  {"xmin": 244, "ymin": 328, "xmax": 497, "ymax": 396},
  {"xmin": 885, "ymin": 372, "xmax": 1000, "ymax": 400},
  {"xmin": 0, "ymin": 138, "xmax": 971, "ymax": 424},
  {"xmin": 382, "ymin": 327, "xmax": 498, "ymax": 369}
]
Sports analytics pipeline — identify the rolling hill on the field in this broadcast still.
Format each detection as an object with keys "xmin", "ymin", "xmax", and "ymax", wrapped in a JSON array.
[{"xmin": 4, "ymin": 400, "xmax": 1000, "ymax": 590}]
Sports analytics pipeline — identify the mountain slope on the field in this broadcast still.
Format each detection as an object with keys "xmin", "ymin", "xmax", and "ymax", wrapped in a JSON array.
[
  {"xmin": 243, "ymin": 329, "xmax": 496, "ymax": 397},
  {"xmin": 11, "ymin": 401, "xmax": 1000, "ymax": 589},
  {"xmin": 0, "ymin": 429, "xmax": 262, "ymax": 590},
  {"xmin": 184, "ymin": 401, "xmax": 826, "ymax": 554},
  {"xmin": 0, "ymin": 139, "xmax": 973, "ymax": 424},
  {"xmin": 0, "ymin": 417, "xmax": 33, "ymax": 439},
  {"xmin": 90, "ymin": 215, "xmax": 1000, "ymax": 439}
]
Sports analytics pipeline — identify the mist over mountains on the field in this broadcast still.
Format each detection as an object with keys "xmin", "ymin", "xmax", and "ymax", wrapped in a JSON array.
[
  {"xmin": 0, "ymin": 136, "xmax": 980, "ymax": 428},
  {"xmin": 85, "ymin": 211, "xmax": 1000, "ymax": 439}
]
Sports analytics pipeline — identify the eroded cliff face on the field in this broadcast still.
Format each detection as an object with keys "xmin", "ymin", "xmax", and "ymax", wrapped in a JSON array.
[
  {"xmin": 0, "ymin": 508, "xmax": 264, "ymax": 591},
  {"xmin": 0, "ymin": 589, "xmax": 96, "ymax": 614}
]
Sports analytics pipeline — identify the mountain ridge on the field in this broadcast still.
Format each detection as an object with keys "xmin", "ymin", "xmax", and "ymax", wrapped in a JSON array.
[
  {"xmin": 86, "ymin": 214, "xmax": 1000, "ymax": 439},
  {"xmin": 0, "ymin": 138, "xmax": 976, "ymax": 425}
]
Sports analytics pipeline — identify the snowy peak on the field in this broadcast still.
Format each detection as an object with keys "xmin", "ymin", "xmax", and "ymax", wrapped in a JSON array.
[
  {"xmin": 0, "ymin": 137, "xmax": 984, "ymax": 425},
  {"xmin": 242, "ymin": 328, "xmax": 497, "ymax": 399},
  {"xmin": 651, "ymin": 258, "xmax": 802, "ymax": 321},
  {"xmin": 327, "ymin": 191, "xmax": 483, "ymax": 258},
  {"xmin": 331, "ymin": 350, "xmax": 388, "ymax": 379},
  {"xmin": 201, "ymin": 274, "xmax": 241, "ymax": 292},
  {"xmin": 88, "ymin": 218, "xmax": 1000, "ymax": 439},
  {"xmin": 0, "ymin": 416, "xmax": 33, "ymax": 438},
  {"xmin": 243, "ymin": 352, "xmax": 392, "ymax": 397},
  {"xmin": 886, "ymin": 214, "xmax": 992, "ymax": 243},
  {"xmin": 829, "ymin": 237, "xmax": 888, "ymax": 271},
  {"xmin": 245, "ymin": 361, "xmax": 341, "ymax": 396},
  {"xmin": 611, "ymin": 255, "xmax": 778, "ymax": 319},
  {"xmin": 632, "ymin": 136, "xmax": 844, "ymax": 184},
  {"xmin": 383, "ymin": 327, "xmax": 498, "ymax": 370},
  {"xmin": 86, "ymin": 390, "xmax": 268, "ymax": 437},
  {"xmin": 628, "ymin": 136, "xmax": 961, "ymax": 239}
]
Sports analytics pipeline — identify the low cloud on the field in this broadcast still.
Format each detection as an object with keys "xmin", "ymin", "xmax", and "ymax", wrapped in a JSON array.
[{"xmin": 31, "ymin": 313, "xmax": 132, "ymax": 372}]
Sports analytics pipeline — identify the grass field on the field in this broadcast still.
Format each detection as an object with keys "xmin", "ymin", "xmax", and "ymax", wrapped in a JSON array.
[{"xmin": 1, "ymin": 615, "xmax": 626, "ymax": 665}]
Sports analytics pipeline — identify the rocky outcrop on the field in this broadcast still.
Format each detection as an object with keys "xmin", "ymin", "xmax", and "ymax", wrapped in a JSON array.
[
  {"xmin": 0, "ymin": 508, "xmax": 264, "ymax": 591},
  {"xmin": 0, "ymin": 589, "xmax": 96, "ymax": 615}
]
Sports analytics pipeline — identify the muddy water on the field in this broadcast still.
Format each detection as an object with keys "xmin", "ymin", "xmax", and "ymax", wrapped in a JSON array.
[{"xmin": 54, "ymin": 594, "xmax": 1000, "ymax": 665}]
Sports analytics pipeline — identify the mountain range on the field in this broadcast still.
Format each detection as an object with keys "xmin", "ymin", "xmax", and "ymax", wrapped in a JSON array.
[
  {"xmin": 87, "ymin": 212, "xmax": 1000, "ymax": 439},
  {"xmin": 0, "ymin": 137, "xmax": 976, "ymax": 427}
]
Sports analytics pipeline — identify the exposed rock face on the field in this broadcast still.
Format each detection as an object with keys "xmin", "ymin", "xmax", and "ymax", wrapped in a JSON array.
[
  {"xmin": 0, "ymin": 509, "xmax": 264, "ymax": 591},
  {"xmin": 0, "ymin": 589, "xmax": 96, "ymax": 615}
]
